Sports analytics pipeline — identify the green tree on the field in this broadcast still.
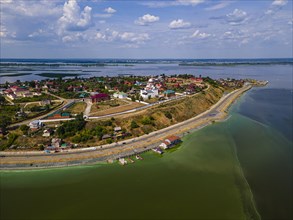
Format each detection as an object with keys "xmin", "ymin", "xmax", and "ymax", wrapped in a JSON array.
[
  {"xmin": 0, "ymin": 95, "xmax": 5, "ymax": 105},
  {"xmin": 141, "ymin": 116, "xmax": 153, "ymax": 125},
  {"xmin": 19, "ymin": 124, "xmax": 29, "ymax": 135},
  {"xmin": 130, "ymin": 120, "xmax": 139, "ymax": 129},
  {"xmin": 0, "ymin": 115, "xmax": 12, "ymax": 135},
  {"xmin": 164, "ymin": 111, "xmax": 172, "ymax": 119}
]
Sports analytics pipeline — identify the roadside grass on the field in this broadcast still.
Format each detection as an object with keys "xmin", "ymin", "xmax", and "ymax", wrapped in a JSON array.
[
  {"xmin": 66, "ymin": 102, "xmax": 87, "ymax": 114},
  {"xmin": 90, "ymin": 101, "xmax": 144, "ymax": 116}
]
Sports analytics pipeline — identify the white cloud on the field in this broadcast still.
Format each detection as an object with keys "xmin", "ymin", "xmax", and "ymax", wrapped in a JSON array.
[
  {"xmin": 176, "ymin": 0, "xmax": 205, "ymax": 6},
  {"xmin": 190, "ymin": 30, "xmax": 211, "ymax": 39},
  {"xmin": 142, "ymin": 0, "xmax": 205, "ymax": 8},
  {"xmin": 0, "ymin": 0, "xmax": 13, "ymax": 4},
  {"xmin": 0, "ymin": 0, "xmax": 62, "ymax": 17},
  {"xmin": 0, "ymin": 25, "xmax": 8, "ymax": 37},
  {"xmin": 135, "ymin": 14, "xmax": 160, "ymax": 26},
  {"xmin": 94, "ymin": 13, "xmax": 112, "ymax": 18},
  {"xmin": 104, "ymin": 7, "xmax": 116, "ymax": 14},
  {"xmin": 169, "ymin": 19, "xmax": 191, "ymax": 29},
  {"xmin": 265, "ymin": 9, "xmax": 274, "ymax": 15},
  {"xmin": 222, "ymin": 30, "xmax": 250, "ymax": 45},
  {"xmin": 62, "ymin": 32, "xmax": 86, "ymax": 43},
  {"xmin": 95, "ymin": 29, "xmax": 150, "ymax": 45},
  {"xmin": 205, "ymin": 1, "xmax": 233, "ymax": 11},
  {"xmin": 265, "ymin": 0, "xmax": 288, "ymax": 15},
  {"xmin": 272, "ymin": 0, "xmax": 287, "ymax": 6},
  {"xmin": 226, "ymin": 9, "xmax": 248, "ymax": 25},
  {"xmin": 58, "ymin": 0, "xmax": 92, "ymax": 33}
]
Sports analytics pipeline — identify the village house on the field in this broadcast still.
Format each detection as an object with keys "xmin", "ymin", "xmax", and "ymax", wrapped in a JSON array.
[
  {"xmin": 42, "ymin": 128, "xmax": 53, "ymax": 137},
  {"xmin": 5, "ymin": 85, "xmax": 32, "ymax": 99},
  {"xmin": 159, "ymin": 135, "xmax": 181, "ymax": 149},
  {"xmin": 41, "ymin": 99, "xmax": 51, "ymax": 106},
  {"xmin": 0, "ymin": 88, "xmax": 6, "ymax": 94},
  {"xmin": 90, "ymin": 93, "xmax": 110, "ymax": 103},
  {"xmin": 164, "ymin": 90, "xmax": 176, "ymax": 98},
  {"xmin": 114, "ymin": 127, "xmax": 122, "ymax": 133},
  {"xmin": 29, "ymin": 120, "xmax": 43, "ymax": 131},
  {"xmin": 191, "ymin": 77, "xmax": 203, "ymax": 84},
  {"xmin": 113, "ymin": 92, "xmax": 128, "ymax": 99},
  {"xmin": 47, "ymin": 112, "xmax": 70, "ymax": 119},
  {"xmin": 102, "ymin": 134, "xmax": 112, "ymax": 140},
  {"xmin": 51, "ymin": 138, "xmax": 62, "ymax": 148},
  {"xmin": 124, "ymin": 81, "xmax": 133, "ymax": 86}
]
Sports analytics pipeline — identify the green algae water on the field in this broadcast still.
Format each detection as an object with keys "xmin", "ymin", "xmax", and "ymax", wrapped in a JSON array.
[
  {"xmin": 0, "ymin": 123, "xmax": 259, "ymax": 220},
  {"xmin": 1, "ymin": 65, "xmax": 292, "ymax": 220}
]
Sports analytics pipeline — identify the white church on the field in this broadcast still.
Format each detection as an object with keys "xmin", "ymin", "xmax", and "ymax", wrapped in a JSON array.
[{"xmin": 140, "ymin": 78, "xmax": 159, "ymax": 100}]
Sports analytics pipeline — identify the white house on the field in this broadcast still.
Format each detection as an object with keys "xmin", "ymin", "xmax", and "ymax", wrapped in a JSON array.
[
  {"xmin": 29, "ymin": 120, "xmax": 43, "ymax": 130},
  {"xmin": 42, "ymin": 129, "xmax": 53, "ymax": 137},
  {"xmin": 140, "ymin": 89, "xmax": 158, "ymax": 100},
  {"xmin": 113, "ymin": 92, "xmax": 128, "ymax": 99},
  {"xmin": 159, "ymin": 135, "xmax": 181, "ymax": 149}
]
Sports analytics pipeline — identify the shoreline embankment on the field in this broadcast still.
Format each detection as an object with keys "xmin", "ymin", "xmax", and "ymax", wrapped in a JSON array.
[{"xmin": 0, "ymin": 84, "xmax": 252, "ymax": 170}]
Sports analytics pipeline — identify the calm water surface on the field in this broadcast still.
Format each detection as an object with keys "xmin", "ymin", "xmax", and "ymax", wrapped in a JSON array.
[{"xmin": 0, "ymin": 64, "xmax": 292, "ymax": 220}]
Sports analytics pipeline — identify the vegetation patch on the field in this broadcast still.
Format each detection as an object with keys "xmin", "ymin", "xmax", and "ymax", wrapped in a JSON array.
[{"xmin": 36, "ymin": 73, "xmax": 87, "ymax": 78}]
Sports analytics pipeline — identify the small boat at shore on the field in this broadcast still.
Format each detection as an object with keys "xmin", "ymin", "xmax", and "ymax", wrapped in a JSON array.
[
  {"xmin": 152, "ymin": 147, "xmax": 163, "ymax": 154},
  {"xmin": 135, "ymin": 155, "xmax": 143, "ymax": 160},
  {"xmin": 128, "ymin": 158, "xmax": 135, "ymax": 163},
  {"xmin": 118, "ymin": 158, "xmax": 127, "ymax": 165}
]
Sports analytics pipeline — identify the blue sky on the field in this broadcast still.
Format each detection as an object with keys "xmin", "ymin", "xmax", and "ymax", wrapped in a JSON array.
[{"xmin": 0, "ymin": 0, "xmax": 292, "ymax": 59}]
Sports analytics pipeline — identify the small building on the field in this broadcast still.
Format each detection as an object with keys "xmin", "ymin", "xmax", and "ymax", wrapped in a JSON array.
[
  {"xmin": 114, "ymin": 127, "xmax": 122, "ymax": 132},
  {"xmin": 7, "ymin": 93, "xmax": 17, "ymax": 100},
  {"xmin": 51, "ymin": 138, "xmax": 62, "ymax": 148},
  {"xmin": 47, "ymin": 112, "xmax": 70, "ymax": 119},
  {"xmin": 29, "ymin": 120, "xmax": 43, "ymax": 131},
  {"xmin": 192, "ymin": 77, "xmax": 203, "ymax": 84},
  {"xmin": 140, "ymin": 89, "xmax": 158, "ymax": 100},
  {"xmin": 41, "ymin": 99, "xmax": 51, "ymax": 106},
  {"xmin": 164, "ymin": 90, "xmax": 176, "ymax": 98},
  {"xmin": 113, "ymin": 92, "xmax": 128, "ymax": 99},
  {"xmin": 91, "ymin": 93, "xmax": 110, "ymax": 103},
  {"xmin": 42, "ymin": 129, "xmax": 53, "ymax": 137},
  {"xmin": 102, "ymin": 134, "xmax": 112, "ymax": 140},
  {"xmin": 159, "ymin": 135, "xmax": 181, "ymax": 149},
  {"xmin": 0, "ymin": 88, "xmax": 6, "ymax": 94}
]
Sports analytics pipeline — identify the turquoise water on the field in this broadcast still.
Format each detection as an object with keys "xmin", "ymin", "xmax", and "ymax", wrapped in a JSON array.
[{"xmin": 1, "ymin": 65, "xmax": 292, "ymax": 220}]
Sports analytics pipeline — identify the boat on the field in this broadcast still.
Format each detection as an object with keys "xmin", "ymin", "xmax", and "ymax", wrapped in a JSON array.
[
  {"xmin": 128, "ymin": 158, "xmax": 134, "ymax": 163},
  {"xmin": 118, "ymin": 158, "xmax": 127, "ymax": 165},
  {"xmin": 152, "ymin": 147, "xmax": 163, "ymax": 154},
  {"xmin": 135, "ymin": 155, "xmax": 143, "ymax": 160}
]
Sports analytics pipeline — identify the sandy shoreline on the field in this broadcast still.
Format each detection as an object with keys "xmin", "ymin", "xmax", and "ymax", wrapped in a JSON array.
[{"xmin": 0, "ymin": 85, "xmax": 252, "ymax": 170}]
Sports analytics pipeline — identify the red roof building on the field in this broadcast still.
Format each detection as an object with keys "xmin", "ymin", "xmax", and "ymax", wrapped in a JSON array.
[{"xmin": 91, "ymin": 93, "xmax": 110, "ymax": 103}]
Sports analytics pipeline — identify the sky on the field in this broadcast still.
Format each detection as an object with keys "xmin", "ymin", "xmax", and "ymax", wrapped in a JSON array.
[{"xmin": 0, "ymin": 0, "xmax": 292, "ymax": 59}]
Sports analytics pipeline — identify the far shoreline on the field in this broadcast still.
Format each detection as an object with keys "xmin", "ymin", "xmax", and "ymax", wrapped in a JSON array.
[{"xmin": 0, "ymin": 83, "xmax": 255, "ymax": 170}]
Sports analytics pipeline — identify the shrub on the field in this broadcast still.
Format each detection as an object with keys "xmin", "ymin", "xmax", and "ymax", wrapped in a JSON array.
[
  {"xmin": 130, "ymin": 120, "xmax": 139, "ymax": 129},
  {"xmin": 164, "ymin": 111, "xmax": 172, "ymax": 119},
  {"xmin": 56, "ymin": 113, "xmax": 86, "ymax": 138},
  {"xmin": 19, "ymin": 124, "xmax": 29, "ymax": 135},
  {"xmin": 141, "ymin": 116, "xmax": 152, "ymax": 125}
]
